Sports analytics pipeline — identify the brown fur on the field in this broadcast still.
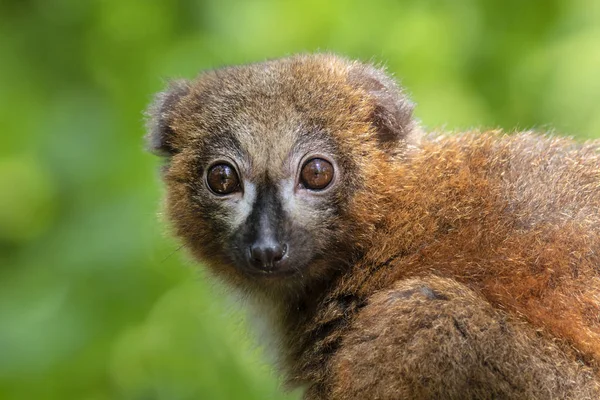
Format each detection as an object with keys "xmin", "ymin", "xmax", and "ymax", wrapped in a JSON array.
[{"xmin": 146, "ymin": 54, "xmax": 600, "ymax": 399}]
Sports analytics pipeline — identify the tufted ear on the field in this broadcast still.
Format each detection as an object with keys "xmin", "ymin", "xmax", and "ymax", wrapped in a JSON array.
[
  {"xmin": 144, "ymin": 79, "xmax": 191, "ymax": 157},
  {"xmin": 347, "ymin": 63, "xmax": 416, "ymax": 148}
]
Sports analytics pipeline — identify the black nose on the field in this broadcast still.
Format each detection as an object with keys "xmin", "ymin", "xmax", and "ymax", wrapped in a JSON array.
[{"xmin": 249, "ymin": 242, "xmax": 287, "ymax": 270}]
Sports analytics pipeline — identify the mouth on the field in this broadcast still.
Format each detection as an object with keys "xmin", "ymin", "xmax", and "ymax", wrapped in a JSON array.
[{"xmin": 241, "ymin": 265, "xmax": 300, "ymax": 279}]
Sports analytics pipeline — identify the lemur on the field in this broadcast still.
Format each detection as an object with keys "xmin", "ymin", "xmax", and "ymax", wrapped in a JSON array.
[{"xmin": 146, "ymin": 54, "xmax": 600, "ymax": 399}]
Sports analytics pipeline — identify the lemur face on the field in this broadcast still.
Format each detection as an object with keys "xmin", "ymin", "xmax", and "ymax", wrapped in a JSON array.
[
  {"xmin": 197, "ymin": 137, "xmax": 346, "ymax": 277},
  {"xmin": 146, "ymin": 54, "xmax": 415, "ymax": 289},
  {"xmin": 172, "ymin": 107, "xmax": 354, "ymax": 281}
]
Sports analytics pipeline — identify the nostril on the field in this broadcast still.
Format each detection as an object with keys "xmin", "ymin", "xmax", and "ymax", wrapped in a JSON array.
[
  {"xmin": 272, "ymin": 243, "xmax": 286, "ymax": 262},
  {"xmin": 250, "ymin": 245, "xmax": 265, "ymax": 263}
]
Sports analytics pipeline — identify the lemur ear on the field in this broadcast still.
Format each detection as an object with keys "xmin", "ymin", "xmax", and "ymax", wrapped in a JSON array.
[
  {"xmin": 347, "ymin": 63, "xmax": 415, "ymax": 147},
  {"xmin": 144, "ymin": 80, "xmax": 191, "ymax": 157}
]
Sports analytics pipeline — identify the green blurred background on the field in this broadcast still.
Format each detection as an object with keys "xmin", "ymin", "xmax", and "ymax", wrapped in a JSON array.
[{"xmin": 1, "ymin": 0, "xmax": 599, "ymax": 399}]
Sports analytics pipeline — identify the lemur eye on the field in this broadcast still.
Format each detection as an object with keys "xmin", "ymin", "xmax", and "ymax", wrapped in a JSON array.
[
  {"xmin": 300, "ymin": 158, "xmax": 334, "ymax": 190},
  {"xmin": 207, "ymin": 163, "xmax": 241, "ymax": 195}
]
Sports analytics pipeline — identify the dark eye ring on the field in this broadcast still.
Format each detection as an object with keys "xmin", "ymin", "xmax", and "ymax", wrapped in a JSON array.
[
  {"xmin": 300, "ymin": 158, "xmax": 334, "ymax": 190},
  {"xmin": 206, "ymin": 162, "xmax": 241, "ymax": 195}
]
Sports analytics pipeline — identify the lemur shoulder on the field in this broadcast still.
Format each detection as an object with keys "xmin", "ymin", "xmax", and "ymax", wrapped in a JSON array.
[{"xmin": 146, "ymin": 54, "xmax": 600, "ymax": 399}]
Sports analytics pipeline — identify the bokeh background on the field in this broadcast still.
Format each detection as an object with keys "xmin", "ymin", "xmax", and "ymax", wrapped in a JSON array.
[{"xmin": 1, "ymin": 0, "xmax": 600, "ymax": 399}]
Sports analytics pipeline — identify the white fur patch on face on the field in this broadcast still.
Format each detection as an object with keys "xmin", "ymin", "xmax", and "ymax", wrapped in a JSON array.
[
  {"xmin": 279, "ymin": 178, "xmax": 299, "ymax": 219},
  {"xmin": 230, "ymin": 180, "xmax": 257, "ymax": 229}
]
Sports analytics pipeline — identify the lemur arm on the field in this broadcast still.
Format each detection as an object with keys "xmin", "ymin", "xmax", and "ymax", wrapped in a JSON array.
[{"xmin": 323, "ymin": 277, "xmax": 600, "ymax": 400}]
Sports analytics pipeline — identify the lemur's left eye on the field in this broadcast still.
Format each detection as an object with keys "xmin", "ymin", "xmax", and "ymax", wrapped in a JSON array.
[
  {"xmin": 207, "ymin": 163, "xmax": 241, "ymax": 195},
  {"xmin": 300, "ymin": 158, "xmax": 334, "ymax": 190}
]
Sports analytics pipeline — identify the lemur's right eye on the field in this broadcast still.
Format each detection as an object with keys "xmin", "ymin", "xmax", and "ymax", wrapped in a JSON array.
[
  {"xmin": 207, "ymin": 163, "xmax": 241, "ymax": 195},
  {"xmin": 300, "ymin": 158, "xmax": 334, "ymax": 190}
]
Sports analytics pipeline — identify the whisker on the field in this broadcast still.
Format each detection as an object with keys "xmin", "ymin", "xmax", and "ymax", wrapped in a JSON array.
[{"xmin": 161, "ymin": 244, "xmax": 186, "ymax": 263}]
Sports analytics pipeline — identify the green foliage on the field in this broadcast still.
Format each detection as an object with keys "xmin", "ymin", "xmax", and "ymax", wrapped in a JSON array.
[{"xmin": 1, "ymin": 0, "xmax": 599, "ymax": 398}]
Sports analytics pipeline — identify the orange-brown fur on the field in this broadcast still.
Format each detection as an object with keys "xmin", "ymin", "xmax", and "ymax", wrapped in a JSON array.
[
  {"xmin": 352, "ymin": 133, "xmax": 600, "ymax": 365},
  {"xmin": 147, "ymin": 54, "xmax": 600, "ymax": 399},
  {"xmin": 329, "ymin": 277, "xmax": 599, "ymax": 399}
]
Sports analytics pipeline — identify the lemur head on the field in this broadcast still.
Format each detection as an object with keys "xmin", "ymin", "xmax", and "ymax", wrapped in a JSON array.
[{"xmin": 146, "ymin": 54, "xmax": 418, "ymax": 294}]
